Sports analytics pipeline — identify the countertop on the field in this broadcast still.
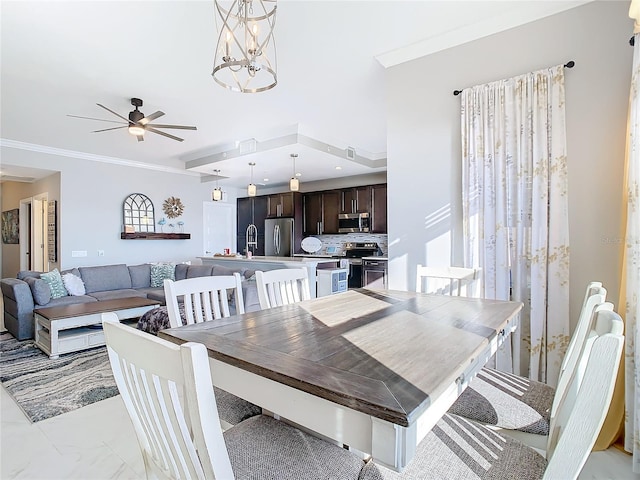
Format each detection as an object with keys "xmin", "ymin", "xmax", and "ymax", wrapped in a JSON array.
[
  {"xmin": 293, "ymin": 254, "xmax": 388, "ymax": 261},
  {"xmin": 199, "ymin": 256, "xmax": 340, "ymax": 264}
]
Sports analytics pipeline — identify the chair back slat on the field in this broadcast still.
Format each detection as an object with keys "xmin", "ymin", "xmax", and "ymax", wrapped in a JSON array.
[
  {"xmin": 551, "ymin": 286, "xmax": 608, "ymax": 415},
  {"xmin": 164, "ymin": 273, "xmax": 245, "ymax": 328},
  {"xmin": 256, "ymin": 268, "xmax": 311, "ymax": 310},
  {"xmin": 126, "ymin": 359, "xmax": 201, "ymax": 479},
  {"xmin": 416, "ymin": 265, "xmax": 480, "ymax": 296},
  {"xmin": 102, "ymin": 313, "xmax": 234, "ymax": 480}
]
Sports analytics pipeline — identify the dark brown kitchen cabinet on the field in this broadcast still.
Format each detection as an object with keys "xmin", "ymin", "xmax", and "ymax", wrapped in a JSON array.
[
  {"xmin": 267, "ymin": 192, "xmax": 300, "ymax": 218},
  {"xmin": 341, "ymin": 186, "xmax": 371, "ymax": 214},
  {"xmin": 370, "ymin": 184, "xmax": 387, "ymax": 233},
  {"xmin": 237, "ymin": 197, "xmax": 252, "ymax": 235},
  {"xmin": 321, "ymin": 191, "xmax": 340, "ymax": 233},
  {"xmin": 304, "ymin": 192, "xmax": 322, "ymax": 236},
  {"xmin": 236, "ymin": 196, "xmax": 267, "ymax": 255},
  {"xmin": 303, "ymin": 190, "xmax": 340, "ymax": 236}
]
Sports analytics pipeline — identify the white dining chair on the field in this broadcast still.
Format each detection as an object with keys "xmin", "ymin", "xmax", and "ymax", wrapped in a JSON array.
[
  {"xmin": 448, "ymin": 282, "xmax": 608, "ymax": 450},
  {"xmin": 255, "ymin": 268, "xmax": 311, "ymax": 310},
  {"xmin": 161, "ymin": 275, "xmax": 260, "ymax": 428},
  {"xmin": 415, "ymin": 265, "xmax": 480, "ymax": 296},
  {"xmin": 163, "ymin": 273, "xmax": 244, "ymax": 328},
  {"xmin": 102, "ymin": 315, "xmax": 365, "ymax": 480},
  {"xmin": 359, "ymin": 307, "xmax": 624, "ymax": 479}
]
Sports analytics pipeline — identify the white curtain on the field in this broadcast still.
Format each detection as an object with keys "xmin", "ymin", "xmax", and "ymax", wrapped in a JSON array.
[
  {"xmin": 624, "ymin": 28, "xmax": 640, "ymax": 474},
  {"xmin": 461, "ymin": 65, "xmax": 570, "ymax": 387}
]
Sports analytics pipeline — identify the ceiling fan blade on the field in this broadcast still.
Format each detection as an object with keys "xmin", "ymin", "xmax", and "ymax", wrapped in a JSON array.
[
  {"xmin": 96, "ymin": 103, "xmax": 130, "ymax": 122},
  {"xmin": 137, "ymin": 135, "xmax": 144, "ymax": 142},
  {"xmin": 146, "ymin": 126, "xmax": 184, "ymax": 142},
  {"xmin": 147, "ymin": 124, "xmax": 197, "ymax": 130},
  {"xmin": 92, "ymin": 126, "xmax": 128, "ymax": 133},
  {"xmin": 140, "ymin": 111, "xmax": 164, "ymax": 125},
  {"xmin": 67, "ymin": 114, "xmax": 127, "ymax": 125}
]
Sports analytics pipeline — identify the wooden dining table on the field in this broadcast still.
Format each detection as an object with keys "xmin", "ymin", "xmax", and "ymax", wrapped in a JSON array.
[{"xmin": 159, "ymin": 288, "xmax": 522, "ymax": 472}]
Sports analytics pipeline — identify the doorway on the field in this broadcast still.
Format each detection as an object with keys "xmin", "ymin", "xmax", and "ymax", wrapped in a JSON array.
[{"xmin": 20, "ymin": 194, "xmax": 48, "ymax": 272}]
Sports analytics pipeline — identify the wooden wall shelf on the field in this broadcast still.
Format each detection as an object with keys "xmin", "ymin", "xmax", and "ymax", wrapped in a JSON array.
[{"xmin": 121, "ymin": 232, "xmax": 191, "ymax": 240}]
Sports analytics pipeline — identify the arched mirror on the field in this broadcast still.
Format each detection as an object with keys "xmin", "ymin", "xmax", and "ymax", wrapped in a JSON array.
[{"xmin": 123, "ymin": 193, "xmax": 155, "ymax": 233}]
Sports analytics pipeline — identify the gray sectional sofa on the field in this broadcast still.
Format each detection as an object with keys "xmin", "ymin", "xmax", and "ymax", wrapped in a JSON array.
[{"xmin": 1, "ymin": 263, "xmax": 259, "ymax": 341}]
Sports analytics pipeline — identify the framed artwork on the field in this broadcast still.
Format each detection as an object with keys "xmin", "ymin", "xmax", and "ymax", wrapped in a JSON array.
[
  {"xmin": 1, "ymin": 208, "xmax": 19, "ymax": 244},
  {"xmin": 48, "ymin": 201, "xmax": 57, "ymax": 262}
]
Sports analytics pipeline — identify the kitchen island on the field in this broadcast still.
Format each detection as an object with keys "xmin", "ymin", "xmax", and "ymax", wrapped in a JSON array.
[{"xmin": 198, "ymin": 255, "xmax": 341, "ymax": 298}]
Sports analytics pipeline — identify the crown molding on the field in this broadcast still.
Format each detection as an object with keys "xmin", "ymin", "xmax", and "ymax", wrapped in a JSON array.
[{"xmin": 0, "ymin": 138, "xmax": 202, "ymax": 177}]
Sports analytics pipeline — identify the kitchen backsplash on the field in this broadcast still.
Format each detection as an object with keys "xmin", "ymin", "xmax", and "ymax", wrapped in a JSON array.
[{"xmin": 309, "ymin": 234, "xmax": 388, "ymax": 256}]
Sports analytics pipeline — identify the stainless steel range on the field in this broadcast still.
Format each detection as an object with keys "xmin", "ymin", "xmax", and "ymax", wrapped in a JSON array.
[{"xmin": 343, "ymin": 242, "xmax": 381, "ymax": 288}]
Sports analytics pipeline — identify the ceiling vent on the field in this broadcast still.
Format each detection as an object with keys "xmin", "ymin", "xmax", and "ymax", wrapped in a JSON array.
[
  {"xmin": 346, "ymin": 147, "xmax": 356, "ymax": 160},
  {"xmin": 239, "ymin": 138, "xmax": 257, "ymax": 155}
]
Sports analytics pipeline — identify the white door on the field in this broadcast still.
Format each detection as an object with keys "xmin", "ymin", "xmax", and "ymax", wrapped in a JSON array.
[
  {"xmin": 32, "ymin": 196, "xmax": 47, "ymax": 272},
  {"xmin": 203, "ymin": 202, "xmax": 235, "ymax": 256},
  {"xmin": 19, "ymin": 195, "xmax": 48, "ymax": 271}
]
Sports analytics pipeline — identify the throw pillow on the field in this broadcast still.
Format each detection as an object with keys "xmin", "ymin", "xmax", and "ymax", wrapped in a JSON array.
[
  {"xmin": 62, "ymin": 273, "xmax": 86, "ymax": 296},
  {"xmin": 40, "ymin": 269, "xmax": 68, "ymax": 299},
  {"xmin": 150, "ymin": 263, "xmax": 176, "ymax": 288},
  {"xmin": 25, "ymin": 277, "xmax": 51, "ymax": 305},
  {"xmin": 17, "ymin": 270, "xmax": 43, "ymax": 280}
]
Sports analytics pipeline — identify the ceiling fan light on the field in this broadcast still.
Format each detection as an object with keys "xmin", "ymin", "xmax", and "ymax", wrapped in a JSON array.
[{"xmin": 128, "ymin": 125, "xmax": 145, "ymax": 136}]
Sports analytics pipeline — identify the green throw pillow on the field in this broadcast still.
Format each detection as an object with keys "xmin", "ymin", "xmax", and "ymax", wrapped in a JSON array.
[
  {"xmin": 40, "ymin": 269, "xmax": 68, "ymax": 299},
  {"xmin": 150, "ymin": 263, "xmax": 176, "ymax": 287}
]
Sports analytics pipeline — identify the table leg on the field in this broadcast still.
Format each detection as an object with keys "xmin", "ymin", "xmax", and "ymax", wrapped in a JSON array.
[{"xmin": 49, "ymin": 321, "xmax": 59, "ymax": 359}]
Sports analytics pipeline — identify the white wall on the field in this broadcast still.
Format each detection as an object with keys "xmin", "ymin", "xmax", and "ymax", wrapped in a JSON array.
[
  {"xmin": 0, "ymin": 146, "xmax": 243, "ymax": 274},
  {"xmin": 386, "ymin": 1, "xmax": 633, "ymax": 332}
]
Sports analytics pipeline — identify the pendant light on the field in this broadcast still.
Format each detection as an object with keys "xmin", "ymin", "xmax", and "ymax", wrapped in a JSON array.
[
  {"xmin": 289, "ymin": 153, "xmax": 299, "ymax": 191},
  {"xmin": 248, "ymin": 162, "xmax": 257, "ymax": 197},
  {"xmin": 212, "ymin": 169, "xmax": 223, "ymax": 201}
]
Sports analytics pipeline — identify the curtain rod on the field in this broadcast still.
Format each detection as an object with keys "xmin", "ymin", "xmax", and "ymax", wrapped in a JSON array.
[{"xmin": 452, "ymin": 60, "xmax": 575, "ymax": 96}]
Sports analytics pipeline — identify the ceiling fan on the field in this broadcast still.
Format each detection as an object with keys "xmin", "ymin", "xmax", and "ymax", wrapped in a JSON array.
[{"xmin": 68, "ymin": 98, "xmax": 197, "ymax": 142}]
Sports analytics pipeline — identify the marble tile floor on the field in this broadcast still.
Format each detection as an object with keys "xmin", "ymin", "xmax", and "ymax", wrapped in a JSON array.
[{"xmin": 1, "ymin": 385, "xmax": 637, "ymax": 479}]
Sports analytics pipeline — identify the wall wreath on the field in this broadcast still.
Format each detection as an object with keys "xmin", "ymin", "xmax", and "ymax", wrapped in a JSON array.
[{"xmin": 162, "ymin": 196, "xmax": 184, "ymax": 219}]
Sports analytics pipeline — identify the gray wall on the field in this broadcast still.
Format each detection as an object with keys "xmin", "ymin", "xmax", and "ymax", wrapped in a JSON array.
[
  {"xmin": 386, "ymin": 0, "xmax": 633, "ymax": 332},
  {"xmin": 0, "ymin": 146, "xmax": 242, "ymax": 276}
]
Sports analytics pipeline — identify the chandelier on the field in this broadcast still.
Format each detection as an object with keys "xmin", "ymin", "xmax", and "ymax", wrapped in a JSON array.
[{"xmin": 212, "ymin": 0, "xmax": 277, "ymax": 93}]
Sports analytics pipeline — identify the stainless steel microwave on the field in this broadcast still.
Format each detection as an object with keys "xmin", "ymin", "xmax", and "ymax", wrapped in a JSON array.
[{"xmin": 338, "ymin": 212, "xmax": 370, "ymax": 233}]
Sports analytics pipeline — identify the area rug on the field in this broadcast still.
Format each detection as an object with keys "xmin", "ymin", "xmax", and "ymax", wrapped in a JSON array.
[{"xmin": 0, "ymin": 331, "xmax": 119, "ymax": 422}]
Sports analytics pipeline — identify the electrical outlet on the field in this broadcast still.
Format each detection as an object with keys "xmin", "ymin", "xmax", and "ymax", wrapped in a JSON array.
[
  {"xmin": 71, "ymin": 251, "xmax": 87, "ymax": 257},
  {"xmin": 98, "ymin": 250, "xmax": 105, "ymax": 257}
]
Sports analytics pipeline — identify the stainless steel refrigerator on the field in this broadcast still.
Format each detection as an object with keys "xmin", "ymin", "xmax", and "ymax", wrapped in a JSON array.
[{"xmin": 265, "ymin": 218, "xmax": 294, "ymax": 257}]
